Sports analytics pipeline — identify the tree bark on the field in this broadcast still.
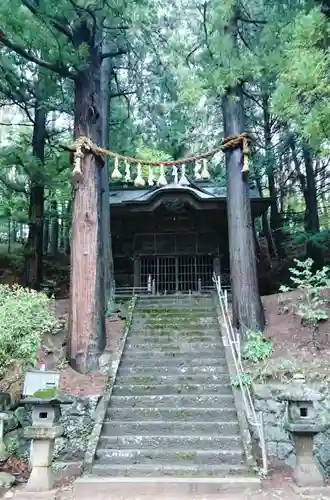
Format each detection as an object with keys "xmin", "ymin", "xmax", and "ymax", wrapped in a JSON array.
[
  {"xmin": 43, "ymin": 211, "xmax": 49, "ymax": 255},
  {"xmin": 68, "ymin": 21, "xmax": 105, "ymax": 373},
  {"xmin": 302, "ymin": 146, "xmax": 324, "ymax": 268},
  {"xmin": 262, "ymin": 94, "xmax": 284, "ymax": 258},
  {"xmin": 222, "ymin": 84, "xmax": 265, "ymax": 334},
  {"xmin": 101, "ymin": 35, "xmax": 115, "ymax": 314},
  {"xmin": 21, "ymin": 98, "xmax": 46, "ymax": 290},
  {"xmin": 49, "ymin": 200, "xmax": 59, "ymax": 256}
]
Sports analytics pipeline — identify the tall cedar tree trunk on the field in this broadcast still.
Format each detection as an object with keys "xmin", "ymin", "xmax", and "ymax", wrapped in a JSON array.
[
  {"xmin": 302, "ymin": 146, "xmax": 324, "ymax": 268},
  {"xmin": 69, "ymin": 21, "xmax": 106, "ymax": 373},
  {"xmin": 222, "ymin": 84, "xmax": 265, "ymax": 334},
  {"xmin": 43, "ymin": 212, "xmax": 49, "ymax": 254},
  {"xmin": 100, "ymin": 36, "xmax": 115, "ymax": 313},
  {"xmin": 262, "ymin": 94, "xmax": 285, "ymax": 258},
  {"xmin": 21, "ymin": 98, "xmax": 46, "ymax": 290},
  {"xmin": 291, "ymin": 140, "xmax": 324, "ymax": 268},
  {"xmin": 49, "ymin": 200, "xmax": 59, "ymax": 256}
]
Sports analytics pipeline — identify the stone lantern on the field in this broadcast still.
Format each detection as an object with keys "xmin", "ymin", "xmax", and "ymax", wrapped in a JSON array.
[
  {"xmin": 20, "ymin": 369, "xmax": 71, "ymax": 492},
  {"xmin": 278, "ymin": 374, "xmax": 326, "ymax": 488}
]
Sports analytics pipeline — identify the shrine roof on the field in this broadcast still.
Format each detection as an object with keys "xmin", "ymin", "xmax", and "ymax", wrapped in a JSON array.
[{"xmin": 109, "ymin": 179, "xmax": 262, "ymax": 206}]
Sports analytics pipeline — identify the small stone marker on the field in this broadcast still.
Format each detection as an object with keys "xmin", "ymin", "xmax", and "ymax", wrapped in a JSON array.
[
  {"xmin": 20, "ymin": 369, "xmax": 69, "ymax": 492},
  {"xmin": 0, "ymin": 412, "xmax": 9, "ymax": 461}
]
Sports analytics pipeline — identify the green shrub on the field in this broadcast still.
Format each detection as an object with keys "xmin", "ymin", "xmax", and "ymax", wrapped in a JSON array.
[
  {"xmin": 279, "ymin": 258, "xmax": 330, "ymax": 329},
  {"xmin": 0, "ymin": 285, "xmax": 60, "ymax": 379},
  {"xmin": 243, "ymin": 330, "xmax": 273, "ymax": 363}
]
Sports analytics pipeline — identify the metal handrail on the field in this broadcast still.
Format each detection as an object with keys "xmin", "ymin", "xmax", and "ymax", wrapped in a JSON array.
[{"xmin": 213, "ymin": 273, "xmax": 268, "ymax": 475}]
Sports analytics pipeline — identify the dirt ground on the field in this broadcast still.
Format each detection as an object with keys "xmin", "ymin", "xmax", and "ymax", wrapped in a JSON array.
[
  {"xmin": 254, "ymin": 289, "xmax": 330, "ymax": 382},
  {"xmin": 37, "ymin": 298, "xmax": 126, "ymax": 397}
]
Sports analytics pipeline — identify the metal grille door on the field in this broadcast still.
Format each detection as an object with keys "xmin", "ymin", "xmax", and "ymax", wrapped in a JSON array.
[{"xmin": 140, "ymin": 255, "xmax": 214, "ymax": 294}]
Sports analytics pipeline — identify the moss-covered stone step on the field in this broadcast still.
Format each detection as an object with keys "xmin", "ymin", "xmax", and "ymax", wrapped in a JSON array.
[
  {"xmin": 116, "ymin": 365, "xmax": 229, "ymax": 376},
  {"xmin": 101, "ymin": 420, "xmax": 240, "ymax": 436},
  {"xmin": 114, "ymin": 373, "xmax": 231, "ymax": 386},
  {"xmin": 106, "ymin": 406, "xmax": 238, "ymax": 422},
  {"xmin": 91, "ymin": 462, "xmax": 250, "ymax": 478},
  {"xmin": 98, "ymin": 434, "xmax": 242, "ymax": 451},
  {"xmin": 122, "ymin": 351, "xmax": 226, "ymax": 362},
  {"xmin": 131, "ymin": 318, "xmax": 217, "ymax": 327},
  {"xmin": 95, "ymin": 448, "xmax": 245, "ymax": 466},
  {"xmin": 129, "ymin": 327, "xmax": 219, "ymax": 335},
  {"xmin": 120, "ymin": 357, "xmax": 227, "ymax": 368},
  {"xmin": 124, "ymin": 342, "xmax": 223, "ymax": 351},
  {"xmin": 111, "ymin": 382, "xmax": 232, "ymax": 396},
  {"xmin": 126, "ymin": 335, "xmax": 220, "ymax": 344},
  {"xmin": 109, "ymin": 394, "xmax": 235, "ymax": 409}
]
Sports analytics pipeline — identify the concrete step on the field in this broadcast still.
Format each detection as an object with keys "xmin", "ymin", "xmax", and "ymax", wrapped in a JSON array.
[
  {"xmin": 98, "ymin": 435, "xmax": 243, "ymax": 451},
  {"xmin": 95, "ymin": 448, "xmax": 245, "ymax": 466},
  {"xmin": 117, "ymin": 365, "xmax": 230, "ymax": 376},
  {"xmin": 112, "ymin": 383, "xmax": 232, "ymax": 396},
  {"xmin": 135, "ymin": 305, "xmax": 215, "ymax": 311},
  {"xmin": 120, "ymin": 357, "xmax": 227, "ymax": 368},
  {"xmin": 126, "ymin": 335, "xmax": 220, "ymax": 344},
  {"xmin": 129, "ymin": 328, "xmax": 219, "ymax": 335},
  {"xmin": 114, "ymin": 373, "xmax": 231, "ymax": 386},
  {"xmin": 124, "ymin": 342, "xmax": 223, "ymax": 351},
  {"xmin": 109, "ymin": 394, "xmax": 235, "ymax": 408},
  {"xmin": 131, "ymin": 319, "xmax": 217, "ymax": 327},
  {"xmin": 90, "ymin": 463, "xmax": 252, "ymax": 479},
  {"xmin": 74, "ymin": 475, "xmax": 260, "ymax": 498},
  {"xmin": 101, "ymin": 420, "xmax": 240, "ymax": 436},
  {"xmin": 106, "ymin": 407, "xmax": 238, "ymax": 422},
  {"xmin": 121, "ymin": 351, "xmax": 226, "ymax": 361}
]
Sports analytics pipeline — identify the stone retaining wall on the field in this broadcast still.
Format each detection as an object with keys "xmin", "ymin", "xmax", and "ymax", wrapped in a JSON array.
[
  {"xmin": 0, "ymin": 394, "xmax": 99, "ymax": 465},
  {"xmin": 253, "ymin": 383, "xmax": 330, "ymax": 475}
]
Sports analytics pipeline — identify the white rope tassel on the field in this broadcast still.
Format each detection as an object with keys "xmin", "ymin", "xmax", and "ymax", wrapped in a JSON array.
[
  {"xmin": 194, "ymin": 161, "xmax": 202, "ymax": 180},
  {"xmin": 172, "ymin": 165, "xmax": 179, "ymax": 184},
  {"xmin": 148, "ymin": 166, "xmax": 155, "ymax": 186},
  {"xmin": 134, "ymin": 163, "xmax": 145, "ymax": 187},
  {"xmin": 157, "ymin": 165, "xmax": 167, "ymax": 186},
  {"xmin": 124, "ymin": 161, "xmax": 131, "ymax": 183},
  {"xmin": 201, "ymin": 158, "xmax": 211, "ymax": 179},
  {"xmin": 111, "ymin": 156, "xmax": 122, "ymax": 180},
  {"xmin": 179, "ymin": 164, "xmax": 189, "ymax": 185}
]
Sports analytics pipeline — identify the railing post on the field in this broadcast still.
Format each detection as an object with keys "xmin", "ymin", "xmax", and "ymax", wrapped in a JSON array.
[{"xmin": 151, "ymin": 278, "xmax": 156, "ymax": 295}]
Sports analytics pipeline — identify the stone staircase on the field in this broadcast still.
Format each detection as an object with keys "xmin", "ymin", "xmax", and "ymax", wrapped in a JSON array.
[{"xmin": 76, "ymin": 295, "xmax": 259, "ymax": 496}]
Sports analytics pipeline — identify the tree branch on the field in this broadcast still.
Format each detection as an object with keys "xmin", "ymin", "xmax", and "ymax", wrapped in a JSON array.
[
  {"xmin": 21, "ymin": 0, "xmax": 74, "ymax": 42},
  {"xmin": 101, "ymin": 48, "xmax": 127, "ymax": 60},
  {"xmin": 0, "ymin": 32, "xmax": 75, "ymax": 79}
]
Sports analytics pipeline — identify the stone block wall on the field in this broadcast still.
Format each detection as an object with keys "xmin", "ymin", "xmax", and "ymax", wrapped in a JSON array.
[
  {"xmin": 253, "ymin": 383, "xmax": 330, "ymax": 475},
  {"xmin": 0, "ymin": 393, "xmax": 99, "ymax": 466}
]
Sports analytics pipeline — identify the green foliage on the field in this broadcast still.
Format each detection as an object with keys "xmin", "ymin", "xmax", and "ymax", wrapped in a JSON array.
[
  {"xmin": 279, "ymin": 258, "xmax": 330, "ymax": 327},
  {"xmin": 231, "ymin": 371, "xmax": 253, "ymax": 388},
  {"xmin": 0, "ymin": 285, "xmax": 61, "ymax": 379},
  {"xmin": 243, "ymin": 330, "xmax": 273, "ymax": 363}
]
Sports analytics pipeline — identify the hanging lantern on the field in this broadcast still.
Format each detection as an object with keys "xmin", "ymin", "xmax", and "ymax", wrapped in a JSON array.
[
  {"xmin": 194, "ymin": 161, "xmax": 202, "ymax": 180},
  {"xmin": 179, "ymin": 164, "xmax": 189, "ymax": 185},
  {"xmin": 111, "ymin": 156, "xmax": 122, "ymax": 180},
  {"xmin": 157, "ymin": 165, "xmax": 167, "ymax": 186},
  {"xmin": 172, "ymin": 165, "xmax": 179, "ymax": 184},
  {"xmin": 134, "ymin": 163, "xmax": 145, "ymax": 187},
  {"xmin": 201, "ymin": 158, "xmax": 211, "ymax": 180},
  {"xmin": 124, "ymin": 160, "xmax": 131, "ymax": 183},
  {"xmin": 148, "ymin": 166, "xmax": 155, "ymax": 186}
]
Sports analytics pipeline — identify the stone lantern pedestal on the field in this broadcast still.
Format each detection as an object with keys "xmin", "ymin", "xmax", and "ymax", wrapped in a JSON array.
[
  {"xmin": 278, "ymin": 375, "xmax": 326, "ymax": 488},
  {"xmin": 19, "ymin": 370, "xmax": 71, "ymax": 493}
]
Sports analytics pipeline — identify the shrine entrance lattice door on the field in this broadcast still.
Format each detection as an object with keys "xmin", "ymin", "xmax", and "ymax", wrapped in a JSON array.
[{"xmin": 140, "ymin": 255, "xmax": 214, "ymax": 294}]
